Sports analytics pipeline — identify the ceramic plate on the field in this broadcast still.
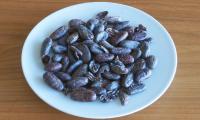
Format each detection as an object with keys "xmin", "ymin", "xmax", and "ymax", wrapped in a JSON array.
[{"xmin": 21, "ymin": 2, "xmax": 177, "ymax": 119}]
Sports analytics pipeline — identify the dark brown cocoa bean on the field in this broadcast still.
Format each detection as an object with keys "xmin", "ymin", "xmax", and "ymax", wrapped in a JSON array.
[
  {"xmin": 110, "ymin": 31, "xmax": 128, "ymax": 45},
  {"xmin": 72, "ymin": 64, "xmax": 88, "ymax": 77},
  {"xmin": 122, "ymin": 73, "xmax": 134, "ymax": 88},
  {"xmin": 135, "ymin": 68, "xmax": 152, "ymax": 83},
  {"xmin": 67, "ymin": 60, "xmax": 83, "ymax": 74},
  {"xmin": 89, "ymin": 60, "xmax": 100, "ymax": 73},
  {"xmin": 145, "ymin": 55, "xmax": 157, "ymax": 69},
  {"xmin": 118, "ymin": 54, "xmax": 134, "ymax": 64},
  {"xmin": 70, "ymin": 88, "xmax": 96, "ymax": 102},
  {"xmin": 119, "ymin": 40, "xmax": 140, "ymax": 49},
  {"xmin": 43, "ymin": 72, "xmax": 64, "ymax": 91},
  {"xmin": 61, "ymin": 56, "xmax": 69, "ymax": 71},
  {"xmin": 66, "ymin": 32, "xmax": 79, "ymax": 44},
  {"xmin": 55, "ymin": 72, "xmax": 72, "ymax": 81},
  {"xmin": 119, "ymin": 90, "xmax": 128, "ymax": 105},
  {"xmin": 95, "ymin": 53, "xmax": 114, "ymax": 62},
  {"xmin": 52, "ymin": 44, "xmax": 67, "ymax": 53},
  {"xmin": 52, "ymin": 54, "xmax": 63, "ymax": 62},
  {"xmin": 133, "ymin": 58, "xmax": 146, "ymax": 72},
  {"xmin": 66, "ymin": 77, "xmax": 88, "ymax": 88},
  {"xmin": 103, "ymin": 71, "xmax": 121, "ymax": 80},
  {"xmin": 45, "ymin": 62, "xmax": 62, "ymax": 72},
  {"xmin": 124, "ymin": 83, "xmax": 145, "ymax": 95},
  {"xmin": 76, "ymin": 44, "xmax": 91, "ymax": 63},
  {"xmin": 86, "ymin": 18, "xmax": 99, "ymax": 31},
  {"xmin": 69, "ymin": 19, "xmax": 85, "ymax": 29},
  {"xmin": 113, "ymin": 21, "xmax": 129, "ymax": 30},
  {"xmin": 78, "ymin": 25, "xmax": 94, "ymax": 40},
  {"xmin": 50, "ymin": 26, "xmax": 67, "ymax": 40},
  {"xmin": 131, "ymin": 48, "xmax": 142, "ymax": 60},
  {"xmin": 96, "ymin": 11, "xmax": 108, "ymax": 19},
  {"xmin": 106, "ymin": 81, "xmax": 119, "ymax": 91},
  {"xmin": 111, "ymin": 47, "xmax": 131, "ymax": 55}
]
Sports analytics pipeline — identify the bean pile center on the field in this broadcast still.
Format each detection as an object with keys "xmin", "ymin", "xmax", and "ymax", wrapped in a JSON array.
[{"xmin": 41, "ymin": 11, "xmax": 157, "ymax": 105}]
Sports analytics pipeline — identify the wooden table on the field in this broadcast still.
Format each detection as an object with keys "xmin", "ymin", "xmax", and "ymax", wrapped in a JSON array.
[{"xmin": 0, "ymin": 0, "xmax": 200, "ymax": 120}]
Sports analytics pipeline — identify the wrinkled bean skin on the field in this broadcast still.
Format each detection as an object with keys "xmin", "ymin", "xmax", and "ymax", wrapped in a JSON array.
[
  {"xmin": 118, "ymin": 54, "xmax": 134, "ymax": 64},
  {"xmin": 61, "ymin": 56, "xmax": 69, "ymax": 71},
  {"xmin": 122, "ymin": 73, "xmax": 134, "ymax": 88},
  {"xmin": 45, "ymin": 62, "xmax": 62, "ymax": 72},
  {"xmin": 92, "ymin": 87, "xmax": 107, "ymax": 96},
  {"xmin": 67, "ymin": 60, "xmax": 83, "ymax": 74},
  {"xmin": 52, "ymin": 44, "xmax": 67, "ymax": 53},
  {"xmin": 113, "ymin": 21, "xmax": 129, "ymax": 30},
  {"xmin": 95, "ymin": 31, "xmax": 108, "ymax": 43},
  {"xmin": 89, "ymin": 60, "xmax": 100, "ymax": 73},
  {"xmin": 70, "ymin": 46, "xmax": 83, "ymax": 59},
  {"xmin": 105, "ymin": 27, "xmax": 119, "ymax": 37},
  {"xmin": 124, "ymin": 83, "xmax": 145, "ymax": 95},
  {"xmin": 86, "ymin": 72, "xmax": 98, "ymax": 82},
  {"xmin": 78, "ymin": 25, "xmax": 94, "ymax": 40},
  {"xmin": 111, "ymin": 47, "xmax": 131, "ymax": 55},
  {"xmin": 70, "ymin": 88, "xmax": 97, "ymax": 102},
  {"xmin": 110, "ymin": 64, "xmax": 129, "ymax": 74},
  {"xmin": 106, "ymin": 81, "xmax": 119, "ymax": 91},
  {"xmin": 52, "ymin": 54, "xmax": 63, "ymax": 62},
  {"xmin": 119, "ymin": 40, "xmax": 140, "ymax": 49},
  {"xmin": 110, "ymin": 58, "xmax": 128, "ymax": 74},
  {"xmin": 99, "ymin": 93, "xmax": 112, "ymax": 103},
  {"xmin": 66, "ymin": 77, "xmax": 88, "ymax": 88},
  {"xmin": 95, "ymin": 53, "xmax": 114, "ymax": 62},
  {"xmin": 86, "ymin": 18, "xmax": 99, "ymax": 31},
  {"xmin": 131, "ymin": 48, "xmax": 142, "ymax": 60},
  {"xmin": 66, "ymin": 32, "xmax": 79, "ymax": 44},
  {"xmin": 146, "ymin": 55, "xmax": 157, "ymax": 69},
  {"xmin": 96, "ymin": 11, "xmax": 108, "ymax": 19},
  {"xmin": 97, "ymin": 64, "xmax": 110, "ymax": 77},
  {"xmin": 69, "ymin": 19, "xmax": 85, "ymax": 29},
  {"xmin": 103, "ymin": 71, "xmax": 121, "ymax": 80},
  {"xmin": 113, "ymin": 57, "xmax": 126, "ymax": 67},
  {"xmin": 135, "ymin": 68, "xmax": 152, "ymax": 83},
  {"xmin": 41, "ymin": 37, "xmax": 53, "ymax": 64},
  {"xmin": 43, "ymin": 72, "xmax": 64, "ymax": 91},
  {"xmin": 72, "ymin": 64, "xmax": 88, "ymax": 78},
  {"xmin": 110, "ymin": 31, "xmax": 128, "ymax": 45},
  {"xmin": 55, "ymin": 72, "xmax": 72, "ymax": 81},
  {"xmin": 50, "ymin": 26, "xmax": 67, "ymax": 40},
  {"xmin": 76, "ymin": 44, "xmax": 91, "ymax": 63},
  {"xmin": 119, "ymin": 90, "xmax": 128, "ymax": 105},
  {"xmin": 133, "ymin": 59, "xmax": 146, "ymax": 72}
]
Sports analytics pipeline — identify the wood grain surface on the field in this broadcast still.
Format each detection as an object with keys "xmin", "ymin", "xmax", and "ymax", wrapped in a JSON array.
[{"xmin": 0, "ymin": 0, "xmax": 200, "ymax": 120}]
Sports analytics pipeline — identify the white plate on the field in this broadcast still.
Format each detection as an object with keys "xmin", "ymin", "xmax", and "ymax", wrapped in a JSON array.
[{"xmin": 21, "ymin": 2, "xmax": 177, "ymax": 119}]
